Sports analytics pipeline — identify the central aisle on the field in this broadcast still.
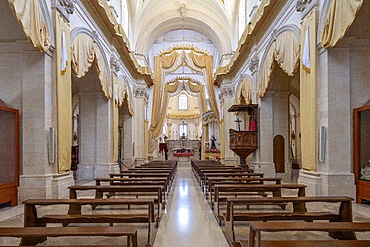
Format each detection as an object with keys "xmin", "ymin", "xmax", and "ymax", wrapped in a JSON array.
[{"xmin": 153, "ymin": 161, "xmax": 229, "ymax": 247}]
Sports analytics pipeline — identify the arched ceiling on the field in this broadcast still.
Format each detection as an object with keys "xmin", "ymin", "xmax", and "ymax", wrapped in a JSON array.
[{"xmin": 127, "ymin": 0, "xmax": 239, "ymax": 58}]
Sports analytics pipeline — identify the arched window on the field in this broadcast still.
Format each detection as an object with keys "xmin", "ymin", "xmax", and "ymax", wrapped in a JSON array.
[{"xmin": 178, "ymin": 94, "xmax": 188, "ymax": 110}]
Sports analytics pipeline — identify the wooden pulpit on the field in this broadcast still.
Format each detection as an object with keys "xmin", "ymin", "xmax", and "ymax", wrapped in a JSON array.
[{"xmin": 228, "ymin": 104, "xmax": 258, "ymax": 168}]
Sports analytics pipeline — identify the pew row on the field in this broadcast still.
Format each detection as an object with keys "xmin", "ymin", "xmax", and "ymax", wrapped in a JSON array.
[
  {"xmin": 242, "ymin": 221, "xmax": 370, "ymax": 247},
  {"xmin": 23, "ymin": 198, "xmax": 155, "ymax": 245},
  {"xmin": 214, "ymin": 184, "xmax": 307, "ymax": 221},
  {"xmin": 224, "ymin": 196, "xmax": 354, "ymax": 245},
  {"xmin": 0, "ymin": 226, "xmax": 137, "ymax": 247}
]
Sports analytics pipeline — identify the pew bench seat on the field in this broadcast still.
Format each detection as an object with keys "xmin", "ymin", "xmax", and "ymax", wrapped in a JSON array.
[
  {"xmin": 239, "ymin": 240, "xmax": 370, "ymax": 247},
  {"xmin": 0, "ymin": 226, "xmax": 138, "ymax": 247},
  {"xmin": 244, "ymin": 221, "xmax": 370, "ymax": 247}
]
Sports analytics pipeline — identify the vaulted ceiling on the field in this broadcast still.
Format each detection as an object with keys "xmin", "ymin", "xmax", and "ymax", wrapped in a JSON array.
[{"xmin": 127, "ymin": 0, "xmax": 239, "ymax": 60}]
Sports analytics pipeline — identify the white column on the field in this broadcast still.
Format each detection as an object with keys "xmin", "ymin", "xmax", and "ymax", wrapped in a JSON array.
[
  {"xmin": 219, "ymin": 84, "xmax": 237, "ymax": 165},
  {"xmin": 251, "ymin": 92, "xmax": 276, "ymax": 177},
  {"xmin": 133, "ymin": 84, "xmax": 149, "ymax": 164}
]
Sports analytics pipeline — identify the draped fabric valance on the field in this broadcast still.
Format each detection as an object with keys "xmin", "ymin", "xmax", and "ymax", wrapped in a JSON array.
[
  {"xmin": 237, "ymin": 78, "xmax": 252, "ymax": 105},
  {"xmin": 320, "ymin": 0, "xmax": 363, "ymax": 48},
  {"xmin": 8, "ymin": 0, "xmax": 51, "ymax": 52},
  {"xmin": 258, "ymin": 31, "xmax": 300, "ymax": 98},
  {"xmin": 150, "ymin": 50, "xmax": 219, "ymax": 139},
  {"xmin": 114, "ymin": 76, "xmax": 134, "ymax": 115},
  {"xmin": 71, "ymin": 34, "xmax": 112, "ymax": 98}
]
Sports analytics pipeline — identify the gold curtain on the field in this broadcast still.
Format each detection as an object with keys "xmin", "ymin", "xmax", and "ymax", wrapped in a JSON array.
[
  {"xmin": 258, "ymin": 31, "xmax": 300, "ymax": 98},
  {"xmin": 188, "ymin": 51, "xmax": 219, "ymax": 118},
  {"xmin": 258, "ymin": 46, "xmax": 275, "ymax": 97},
  {"xmin": 71, "ymin": 34, "xmax": 112, "ymax": 98},
  {"xmin": 301, "ymin": 10, "xmax": 317, "ymax": 171},
  {"xmin": 320, "ymin": 0, "xmax": 363, "ymax": 48},
  {"xmin": 187, "ymin": 81, "xmax": 207, "ymax": 112},
  {"xmin": 237, "ymin": 78, "xmax": 252, "ymax": 104},
  {"xmin": 150, "ymin": 52, "xmax": 180, "ymax": 138},
  {"xmin": 56, "ymin": 12, "xmax": 72, "ymax": 173},
  {"xmin": 8, "ymin": 0, "xmax": 50, "ymax": 52},
  {"xmin": 274, "ymin": 31, "xmax": 300, "ymax": 76}
]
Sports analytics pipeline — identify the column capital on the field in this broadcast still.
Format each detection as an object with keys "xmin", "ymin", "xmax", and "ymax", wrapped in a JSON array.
[
  {"xmin": 133, "ymin": 84, "xmax": 149, "ymax": 101},
  {"xmin": 219, "ymin": 84, "xmax": 235, "ymax": 100},
  {"xmin": 110, "ymin": 56, "xmax": 120, "ymax": 75},
  {"xmin": 53, "ymin": 0, "xmax": 76, "ymax": 20},
  {"xmin": 248, "ymin": 52, "xmax": 259, "ymax": 74}
]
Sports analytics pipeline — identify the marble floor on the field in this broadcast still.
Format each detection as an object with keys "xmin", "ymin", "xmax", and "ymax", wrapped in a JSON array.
[{"xmin": 1, "ymin": 161, "xmax": 370, "ymax": 246}]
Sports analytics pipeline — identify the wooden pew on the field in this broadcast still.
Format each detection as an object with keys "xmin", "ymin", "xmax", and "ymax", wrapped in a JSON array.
[
  {"xmin": 23, "ymin": 198, "xmax": 155, "ymax": 245},
  {"xmin": 243, "ymin": 221, "xmax": 370, "ymax": 247},
  {"xmin": 69, "ymin": 185, "xmax": 163, "ymax": 222},
  {"xmin": 224, "ymin": 196, "xmax": 354, "ymax": 245},
  {"xmin": 0, "ymin": 226, "xmax": 137, "ymax": 247},
  {"xmin": 214, "ymin": 184, "xmax": 307, "ymax": 223},
  {"xmin": 207, "ymin": 177, "xmax": 282, "ymax": 201},
  {"xmin": 203, "ymin": 172, "xmax": 264, "ymax": 192},
  {"xmin": 109, "ymin": 173, "xmax": 173, "ymax": 190},
  {"xmin": 95, "ymin": 177, "xmax": 168, "ymax": 202}
]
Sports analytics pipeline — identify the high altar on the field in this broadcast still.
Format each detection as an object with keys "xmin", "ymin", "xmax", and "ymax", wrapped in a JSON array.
[{"xmin": 166, "ymin": 139, "xmax": 201, "ymax": 161}]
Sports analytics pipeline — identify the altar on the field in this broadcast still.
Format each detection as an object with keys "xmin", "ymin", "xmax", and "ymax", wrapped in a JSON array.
[{"xmin": 166, "ymin": 139, "xmax": 201, "ymax": 161}]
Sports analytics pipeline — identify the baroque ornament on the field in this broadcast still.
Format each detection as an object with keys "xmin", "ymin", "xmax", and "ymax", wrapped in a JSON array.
[
  {"xmin": 133, "ymin": 85, "xmax": 149, "ymax": 101},
  {"xmin": 59, "ymin": 0, "xmax": 76, "ymax": 14},
  {"xmin": 219, "ymin": 85, "xmax": 235, "ymax": 100},
  {"xmin": 295, "ymin": 0, "xmax": 312, "ymax": 12},
  {"xmin": 110, "ymin": 56, "xmax": 120, "ymax": 74}
]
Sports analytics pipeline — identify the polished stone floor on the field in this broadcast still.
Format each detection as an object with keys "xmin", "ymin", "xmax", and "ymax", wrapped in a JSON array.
[{"xmin": 1, "ymin": 161, "xmax": 370, "ymax": 246}]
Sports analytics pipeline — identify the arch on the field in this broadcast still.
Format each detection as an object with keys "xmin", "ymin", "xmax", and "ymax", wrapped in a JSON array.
[
  {"xmin": 70, "ymin": 29, "xmax": 112, "ymax": 98},
  {"xmin": 257, "ymin": 28, "xmax": 300, "ymax": 98}
]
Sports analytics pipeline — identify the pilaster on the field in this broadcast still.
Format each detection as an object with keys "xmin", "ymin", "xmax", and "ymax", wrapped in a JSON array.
[
  {"xmin": 133, "ymin": 83, "xmax": 149, "ymax": 163},
  {"xmin": 298, "ymin": 44, "xmax": 355, "ymax": 198},
  {"xmin": 251, "ymin": 92, "xmax": 276, "ymax": 177},
  {"xmin": 219, "ymin": 84, "xmax": 237, "ymax": 165}
]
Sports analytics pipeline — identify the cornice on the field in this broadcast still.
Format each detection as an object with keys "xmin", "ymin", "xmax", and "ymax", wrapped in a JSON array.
[{"xmin": 80, "ymin": 0, "xmax": 153, "ymax": 87}]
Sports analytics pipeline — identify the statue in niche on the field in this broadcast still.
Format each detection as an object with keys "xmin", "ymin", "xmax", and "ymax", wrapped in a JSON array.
[{"xmin": 210, "ymin": 136, "xmax": 217, "ymax": 149}]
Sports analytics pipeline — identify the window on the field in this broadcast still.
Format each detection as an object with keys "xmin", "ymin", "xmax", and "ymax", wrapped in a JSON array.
[{"xmin": 178, "ymin": 94, "xmax": 188, "ymax": 110}]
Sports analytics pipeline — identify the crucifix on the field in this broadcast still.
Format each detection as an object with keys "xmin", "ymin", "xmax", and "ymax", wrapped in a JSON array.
[{"xmin": 235, "ymin": 118, "xmax": 242, "ymax": 131}]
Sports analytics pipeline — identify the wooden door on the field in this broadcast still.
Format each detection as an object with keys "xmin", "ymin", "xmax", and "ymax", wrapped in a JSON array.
[{"xmin": 273, "ymin": 135, "xmax": 285, "ymax": 173}]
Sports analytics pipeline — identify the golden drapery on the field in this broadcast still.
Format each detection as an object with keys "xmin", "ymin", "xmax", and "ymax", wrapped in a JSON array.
[
  {"xmin": 56, "ymin": 12, "xmax": 72, "ymax": 173},
  {"xmin": 301, "ymin": 10, "xmax": 317, "ymax": 171},
  {"xmin": 151, "ymin": 78, "xmax": 206, "ymax": 138},
  {"xmin": 150, "ymin": 50, "xmax": 218, "ymax": 139},
  {"xmin": 188, "ymin": 51, "xmax": 219, "ymax": 119},
  {"xmin": 237, "ymin": 78, "xmax": 252, "ymax": 104},
  {"xmin": 150, "ymin": 52, "xmax": 180, "ymax": 138},
  {"xmin": 71, "ymin": 34, "xmax": 112, "ymax": 98},
  {"xmin": 258, "ymin": 31, "xmax": 300, "ymax": 97},
  {"xmin": 320, "ymin": 0, "xmax": 363, "ymax": 48},
  {"xmin": 8, "ymin": 0, "xmax": 50, "ymax": 52}
]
